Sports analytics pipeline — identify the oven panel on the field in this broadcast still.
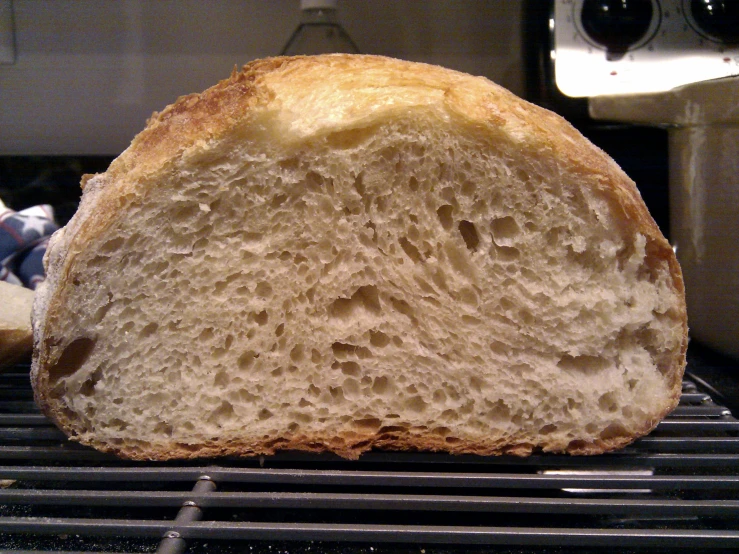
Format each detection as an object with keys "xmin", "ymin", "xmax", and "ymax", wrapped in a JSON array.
[{"xmin": 554, "ymin": 0, "xmax": 739, "ymax": 97}]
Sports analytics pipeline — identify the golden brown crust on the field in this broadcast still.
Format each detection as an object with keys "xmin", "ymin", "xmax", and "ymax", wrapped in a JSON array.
[
  {"xmin": 31, "ymin": 54, "xmax": 687, "ymax": 460},
  {"xmin": 69, "ymin": 426, "xmax": 642, "ymax": 462}
]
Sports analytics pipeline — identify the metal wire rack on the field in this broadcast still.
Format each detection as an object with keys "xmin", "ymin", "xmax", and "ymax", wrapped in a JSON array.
[{"xmin": 1, "ymin": 356, "xmax": 738, "ymax": 554}]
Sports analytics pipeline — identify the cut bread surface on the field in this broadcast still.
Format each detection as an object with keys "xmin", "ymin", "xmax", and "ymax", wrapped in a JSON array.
[{"xmin": 31, "ymin": 55, "xmax": 687, "ymax": 460}]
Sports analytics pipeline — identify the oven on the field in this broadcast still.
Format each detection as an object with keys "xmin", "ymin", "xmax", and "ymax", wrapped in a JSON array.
[{"xmin": 2, "ymin": 1, "xmax": 739, "ymax": 552}]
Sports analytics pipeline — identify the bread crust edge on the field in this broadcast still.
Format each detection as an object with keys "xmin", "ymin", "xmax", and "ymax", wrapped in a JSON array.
[{"xmin": 30, "ymin": 54, "xmax": 688, "ymax": 461}]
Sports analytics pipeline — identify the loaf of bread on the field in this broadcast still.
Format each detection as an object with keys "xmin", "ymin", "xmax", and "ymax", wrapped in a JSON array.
[
  {"xmin": 31, "ymin": 55, "xmax": 687, "ymax": 460},
  {"xmin": 0, "ymin": 280, "xmax": 34, "ymax": 367}
]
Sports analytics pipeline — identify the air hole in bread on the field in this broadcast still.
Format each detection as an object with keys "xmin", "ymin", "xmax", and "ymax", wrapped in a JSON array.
[
  {"xmin": 598, "ymin": 392, "xmax": 619, "ymax": 413},
  {"xmin": 486, "ymin": 400, "xmax": 510, "ymax": 423},
  {"xmin": 329, "ymin": 386, "xmax": 345, "ymax": 402},
  {"xmin": 600, "ymin": 422, "xmax": 628, "ymax": 441},
  {"xmin": 48, "ymin": 337, "xmax": 97, "ymax": 388},
  {"xmin": 375, "ymin": 195, "xmax": 389, "ymax": 214},
  {"xmin": 371, "ymin": 375, "xmax": 391, "ymax": 395},
  {"xmin": 189, "ymin": 238, "xmax": 208, "ymax": 254},
  {"xmin": 289, "ymin": 344, "xmax": 304, "ymax": 363},
  {"xmin": 237, "ymin": 350, "xmax": 258, "ymax": 371},
  {"xmin": 469, "ymin": 376, "xmax": 485, "ymax": 393},
  {"xmin": 329, "ymin": 285, "xmax": 382, "ymax": 320},
  {"xmin": 293, "ymin": 411, "xmax": 312, "ymax": 423},
  {"xmin": 518, "ymin": 309, "xmax": 534, "ymax": 326},
  {"xmin": 408, "ymin": 176, "xmax": 419, "ymax": 192},
  {"xmin": 458, "ymin": 220, "xmax": 479, "ymax": 252},
  {"xmin": 491, "ymin": 216, "xmax": 520, "ymax": 246},
  {"xmin": 459, "ymin": 314, "xmax": 482, "ymax": 329},
  {"xmin": 363, "ymin": 221, "xmax": 378, "ymax": 245},
  {"xmin": 369, "ymin": 330, "xmax": 391, "ymax": 348},
  {"xmin": 343, "ymin": 377, "xmax": 361, "ymax": 397},
  {"xmin": 354, "ymin": 417, "xmax": 382, "ymax": 431},
  {"xmin": 101, "ymin": 237, "xmax": 125, "ymax": 254},
  {"xmin": 432, "ymin": 389, "xmax": 447, "ymax": 403},
  {"xmin": 331, "ymin": 342, "xmax": 353, "ymax": 358},
  {"xmin": 460, "ymin": 180, "xmax": 476, "ymax": 197},
  {"xmin": 458, "ymin": 286, "xmax": 479, "ymax": 307},
  {"xmin": 539, "ymin": 424, "xmax": 557, "ymax": 435},
  {"xmin": 436, "ymin": 204, "xmax": 454, "ymax": 230},
  {"xmin": 379, "ymin": 424, "xmax": 406, "ymax": 434},
  {"xmin": 153, "ymin": 422, "xmax": 174, "ymax": 437},
  {"xmin": 214, "ymin": 370, "xmax": 230, "ymax": 387},
  {"xmin": 389, "ymin": 297, "xmax": 416, "ymax": 322},
  {"xmin": 332, "ymin": 342, "xmax": 372, "ymax": 359},
  {"xmin": 79, "ymin": 366, "xmax": 103, "ymax": 397},
  {"xmin": 491, "ymin": 244, "xmax": 520, "ymax": 262},
  {"xmin": 196, "ymin": 327, "xmax": 213, "ymax": 342},
  {"xmin": 208, "ymin": 401, "xmax": 235, "ymax": 425},
  {"xmin": 405, "ymin": 395, "xmax": 427, "ymax": 413},
  {"xmin": 557, "ymin": 354, "xmax": 610, "ymax": 374},
  {"xmin": 106, "ymin": 418, "xmax": 129, "ymax": 432},
  {"xmin": 399, "ymin": 237, "xmax": 424, "ymax": 263},
  {"xmin": 255, "ymin": 282, "xmax": 273, "ymax": 298},
  {"xmin": 413, "ymin": 277, "xmax": 435, "ymax": 296}
]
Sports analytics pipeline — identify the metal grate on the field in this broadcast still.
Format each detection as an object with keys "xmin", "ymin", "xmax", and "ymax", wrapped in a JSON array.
[{"xmin": 1, "ymin": 353, "xmax": 738, "ymax": 554}]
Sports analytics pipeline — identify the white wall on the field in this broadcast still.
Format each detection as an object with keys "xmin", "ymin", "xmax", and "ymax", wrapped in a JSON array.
[{"xmin": 0, "ymin": 0, "xmax": 524, "ymax": 155}]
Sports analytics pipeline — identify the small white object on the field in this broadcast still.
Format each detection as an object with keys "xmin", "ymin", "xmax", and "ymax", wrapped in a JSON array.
[{"xmin": 0, "ymin": 0, "xmax": 15, "ymax": 65}]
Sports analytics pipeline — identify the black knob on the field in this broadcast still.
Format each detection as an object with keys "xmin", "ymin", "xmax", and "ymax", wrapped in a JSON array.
[
  {"xmin": 691, "ymin": 0, "xmax": 739, "ymax": 43},
  {"xmin": 581, "ymin": 0, "xmax": 654, "ymax": 53}
]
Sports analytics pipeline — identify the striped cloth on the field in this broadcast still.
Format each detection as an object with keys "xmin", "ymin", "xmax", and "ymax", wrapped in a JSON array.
[{"xmin": 0, "ymin": 199, "xmax": 59, "ymax": 290}]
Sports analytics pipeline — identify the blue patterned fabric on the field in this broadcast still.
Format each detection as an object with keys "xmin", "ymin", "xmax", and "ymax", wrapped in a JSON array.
[{"xmin": 0, "ymin": 199, "xmax": 58, "ymax": 290}]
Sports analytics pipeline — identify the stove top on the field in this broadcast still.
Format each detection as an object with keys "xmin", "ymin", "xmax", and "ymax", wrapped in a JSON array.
[{"xmin": 1, "ymin": 343, "xmax": 738, "ymax": 554}]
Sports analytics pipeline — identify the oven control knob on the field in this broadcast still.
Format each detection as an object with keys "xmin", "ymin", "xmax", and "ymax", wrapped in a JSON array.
[
  {"xmin": 580, "ymin": 0, "xmax": 654, "ymax": 53},
  {"xmin": 690, "ymin": 0, "xmax": 739, "ymax": 44}
]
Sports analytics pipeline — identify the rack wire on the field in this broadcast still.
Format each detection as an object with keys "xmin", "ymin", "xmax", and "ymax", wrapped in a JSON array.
[{"xmin": 1, "ymin": 360, "xmax": 738, "ymax": 554}]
